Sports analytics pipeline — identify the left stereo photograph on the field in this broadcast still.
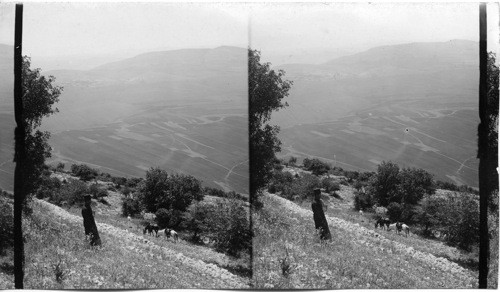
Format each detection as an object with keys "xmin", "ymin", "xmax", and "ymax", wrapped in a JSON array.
[{"xmin": 0, "ymin": 2, "xmax": 250, "ymax": 289}]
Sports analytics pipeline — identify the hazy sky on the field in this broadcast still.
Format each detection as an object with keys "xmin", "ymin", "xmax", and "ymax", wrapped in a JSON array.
[
  {"xmin": 0, "ymin": 2, "xmax": 249, "ymax": 57},
  {"xmin": 0, "ymin": 2, "xmax": 497, "ymax": 68},
  {"xmin": 250, "ymin": 2, "xmax": 483, "ymax": 64}
]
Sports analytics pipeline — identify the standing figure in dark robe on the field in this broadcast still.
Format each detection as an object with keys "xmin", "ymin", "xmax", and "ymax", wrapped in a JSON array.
[
  {"xmin": 311, "ymin": 188, "xmax": 331, "ymax": 241},
  {"xmin": 82, "ymin": 194, "xmax": 101, "ymax": 246}
]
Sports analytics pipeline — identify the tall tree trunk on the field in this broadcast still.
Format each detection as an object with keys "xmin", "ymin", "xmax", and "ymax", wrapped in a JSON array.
[
  {"xmin": 13, "ymin": 3, "xmax": 25, "ymax": 289},
  {"xmin": 478, "ymin": 2, "xmax": 488, "ymax": 288}
]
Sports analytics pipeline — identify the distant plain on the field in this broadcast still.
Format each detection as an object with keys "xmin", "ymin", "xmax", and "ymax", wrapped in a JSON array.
[{"xmin": 273, "ymin": 40, "xmax": 479, "ymax": 188}]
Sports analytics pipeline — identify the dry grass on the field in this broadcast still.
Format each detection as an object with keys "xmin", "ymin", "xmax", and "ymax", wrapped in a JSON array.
[
  {"xmin": 23, "ymin": 199, "xmax": 248, "ymax": 289},
  {"xmin": 253, "ymin": 193, "xmax": 477, "ymax": 289}
]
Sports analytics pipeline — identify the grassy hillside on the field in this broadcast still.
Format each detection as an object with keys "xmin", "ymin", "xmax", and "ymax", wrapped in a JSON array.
[
  {"xmin": 22, "ymin": 175, "xmax": 250, "ymax": 289},
  {"xmin": 253, "ymin": 191, "xmax": 477, "ymax": 289}
]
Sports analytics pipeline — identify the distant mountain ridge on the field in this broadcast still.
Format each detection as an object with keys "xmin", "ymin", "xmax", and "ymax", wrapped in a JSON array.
[
  {"xmin": 47, "ymin": 46, "xmax": 247, "ymax": 86},
  {"xmin": 272, "ymin": 39, "xmax": 478, "ymax": 127}
]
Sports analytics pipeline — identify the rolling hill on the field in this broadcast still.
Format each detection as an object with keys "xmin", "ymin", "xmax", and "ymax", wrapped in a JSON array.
[
  {"xmin": 0, "ymin": 46, "xmax": 248, "ymax": 194},
  {"xmin": 272, "ymin": 40, "xmax": 479, "ymax": 187}
]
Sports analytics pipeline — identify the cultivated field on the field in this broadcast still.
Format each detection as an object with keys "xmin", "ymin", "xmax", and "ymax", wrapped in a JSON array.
[
  {"xmin": 0, "ymin": 112, "xmax": 14, "ymax": 191},
  {"xmin": 46, "ymin": 102, "xmax": 248, "ymax": 195},
  {"xmin": 278, "ymin": 99, "xmax": 478, "ymax": 188}
]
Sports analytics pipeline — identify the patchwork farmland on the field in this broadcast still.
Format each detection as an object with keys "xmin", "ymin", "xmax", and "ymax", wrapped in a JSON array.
[
  {"xmin": 278, "ymin": 98, "xmax": 478, "ymax": 188},
  {"xmin": 47, "ymin": 102, "xmax": 248, "ymax": 195}
]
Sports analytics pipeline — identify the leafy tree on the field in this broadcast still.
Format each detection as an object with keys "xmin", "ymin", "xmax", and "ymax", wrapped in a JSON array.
[
  {"xmin": 121, "ymin": 196, "xmax": 141, "ymax": 217},
  {"xmin": 387, "ymin": 202, "xmax": 403, "ymax": 222},
  {"xmin": 416, "ymin": 195, "xmax": 449, "ymax": 236},
  {"xmin": 416, "ymin": 192, "xmax": 479, "ymax": 251},
  {"xmin": 212, "ymin": 198, "xmax": 251, "ymax": 257},
  {"xmin": 184, "ymin": 202, "xmax": 217, "ymax": 242},
  {"xmin": 0, "ymin": 200, "xmax": 13, "ymax": 255},
  {"xmin": 288, "ymin": 156, "xmax": 297, "ymax": 166},
  {"xmin": 20, "ymin": 56, "xmax": 62, "ymax": 200},
  {"xmin": 125, "ymin": 177, "xmax": 143, "ymax": 189},
  {"xmin": 345, "ymin": 171, "xmax": 359, "ymax": 183},
  {"xmin": 51, "ymin": 179, "xmax": 88, "ymax": 207},
  {"xmin": 303, "ymin": 158, "xmax": 331, "ymax": 176},
  {"xmin": 371, "ymin": 161, "xmax": 400, "ymax": 206},
  {"xmin": 486, "ymin": 53, "xmax": 499, "ymax": 213},
  {"xmin": 34, "ymin": 174, "xmax": 62, "ymax": 199},
  {"xmin": 284, "ymin": 173, "xmax": 321, "ymax": 201},
  {"xmin": 353, "ymin": 190, "xmax": 374, "ymax": 211},
  {"xmin": 111, "ymin": 176, "xmax": 128, "ymax": 187},
  {"xmin": 138, "ymin": 167, "xmax": 203, "ymax": 213},
  {"xmin": 249, "ymin": 49, "xmax": 292, "ymax": 207},
  {"xmin": 397, "ymin": 167, "xmax": 435, "ymax": 205},
  {"xmin": 320, "ymin": 177, "xmax": 340, "ymax": 194},
  {"xmin": 70, "ymin": 164, "xmax": 98, "ymax": 182},
  {"xmin": 435, "ymin": 180, "xmax": 460, "ymax": 192},
  {"xmin": 55, "ymin": 162, "xmax": 65, "ymax": 172},
  {"xmin": 447, "ymin": 193, "xmax": 480, "ymax": 251},
  {"xmin": 89, "ymin": 183, "xmax": 108, "ymax": 199},
  {"xmin": 155, "ymin": 208, "xmax": 170, "ymax": 228}
]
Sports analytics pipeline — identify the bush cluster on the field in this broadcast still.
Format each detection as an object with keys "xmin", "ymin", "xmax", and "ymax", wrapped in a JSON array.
[
  {"xmin": 303, "ymin": 158, "xmax": 331, "ymax": 176},
  {"xmin": 0, "ymin": 191, "xmax": 13, "ymax": 255},
  {"xmin": 185, "ymin": 196, "xmax": 251, "ymax": 257},
  {"xmin": 268, "ymin": 171, "xmax": 320, "ymax": 201},
  {"xmin": 70, "ymin": 164, "xmax": 99, "ymax": 182}
]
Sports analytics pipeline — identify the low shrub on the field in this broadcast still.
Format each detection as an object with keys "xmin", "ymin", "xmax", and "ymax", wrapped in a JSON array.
[
  {"xmin": 121, "ymin": 197, "xmax": 141, "ymax": 217},
  {"xmin": 70, "ymin": 164, "xmax": 99, "ymax": 182},
  {"xmin": 0, "ymin": 200, "xmax": 13, "ymax": 254},
  {"xmin": 353, "ymin": 191, "xmax": 374, "ymax": 211}
]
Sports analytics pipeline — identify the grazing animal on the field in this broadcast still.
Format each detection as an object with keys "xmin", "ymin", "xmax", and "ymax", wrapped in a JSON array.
[
  {"xmin": 396, "ymin": 222, "xmax": 403, "ymax": 235},
  {"xmin": 388, "ymin": 223, "xmax": 397, "ymax": 231},
  {"xmin": 157, "ymin": 228, "xmax": 179, "ymax": 242},
  {"xmin": 165, "ymin": 228, "xmax": 179, "ymax": 242},
  {"xmin": 375, "ymin": 218, "xmax": 390, "ymax": 230},
  {"xmin": 143, "ymin": 223, "xmax": 159, "ymax": 236},
  {"xmin": 400, "ymin": 223, "xmax": 410, "ymax": 237}
]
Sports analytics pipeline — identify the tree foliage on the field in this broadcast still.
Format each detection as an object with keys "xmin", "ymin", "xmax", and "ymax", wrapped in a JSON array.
[
  {"xmin": 303, "ymin": 158, "xmax": 331, "ymax": 176},
  {"xmin": 370, "ymin": 161, "xmax": 435, "ymax": 208},
  {"xmin": 185, "ymin": 196, "xmax": 251, "ymax": 257},
  {"xmin": 0, "ymin": 195, "xmax": 13, "ymax": 255},
  {"xmin": 371, "ymin": 161, "xmax": 400, "ymax": 206},
  {"xmin": 20, "ymin": 56, "xmax": 62, "ymax": 198},
  {"xmin": 138, "ymin": 167, "xmax": 203, "ymax": 213},
  {"xmin": 249, "ymin": 49, "xmax": 292, "ymax": 207},
  {"xmin": 417, "ymin": 193, "xmax": 479, "ymax": 251},
  {"xmin": 121, "ymin": 196, "xmax": 141, "ymax": 217},
  {"xmin": 269, "ymin": 171, "xmax": 320, "ymax": 201},
  {"xmin": 486, "ymin": 53, "xmax": 499, "ymax": 213},
  {"xmin": 397, "ymin": 167, "xmax": 435, "ymax": 205},
  {"xmin": 70, "ymin": 164, "xmax": 98, "ymax": 182}
]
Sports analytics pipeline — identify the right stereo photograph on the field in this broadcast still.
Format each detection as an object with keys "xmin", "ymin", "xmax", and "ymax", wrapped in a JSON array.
[{"xmin": 249, "ymin": 2, "xmax": 499, "ymax": 289}]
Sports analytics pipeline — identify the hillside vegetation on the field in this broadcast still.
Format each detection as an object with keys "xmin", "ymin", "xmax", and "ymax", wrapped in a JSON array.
[
  {"xmin": 253, "ymin": 158, "xmax": 482, "ymax": 288},
  {"xmin": 0, "ymin": 190, "xmax": 14, "ymax": 289},
  {"xmin": 253, "ymin": 192, "xmax": 476, "ymax": 289},
  {"xmin": 18, "ymin": 163, "xmax": 250, "ymax": 289}
]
